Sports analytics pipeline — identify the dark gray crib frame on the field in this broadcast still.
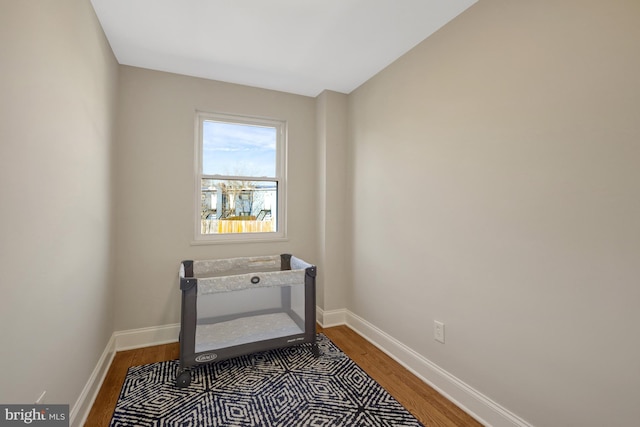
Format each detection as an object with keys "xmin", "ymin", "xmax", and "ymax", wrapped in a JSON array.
[{"xmin": 176, "ymin": 254, "xmax": 318, "ymax": 387}]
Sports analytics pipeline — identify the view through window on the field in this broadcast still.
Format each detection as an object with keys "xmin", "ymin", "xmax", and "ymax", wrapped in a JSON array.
[{"xmin": 195, "ymin": 112, "xmax": 286, "ymax": 241}]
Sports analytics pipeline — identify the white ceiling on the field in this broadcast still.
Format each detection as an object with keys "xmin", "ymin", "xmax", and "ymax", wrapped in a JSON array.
[{"xmin": 90, "ymin": 0, "xmax": 477, "ymax": 97}]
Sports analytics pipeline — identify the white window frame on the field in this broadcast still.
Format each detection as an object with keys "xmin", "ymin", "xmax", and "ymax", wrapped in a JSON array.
[{"xmin": 193, "ymin": 111, "xmax": 287, "ymax": 244}]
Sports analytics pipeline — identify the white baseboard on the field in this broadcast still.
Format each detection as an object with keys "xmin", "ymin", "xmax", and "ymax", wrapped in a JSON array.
[
  {"xmin": 73, "ymin": 313, "xmax": 531, "ymax": 427},
  {"xmin": 114, "ymin": 323, "xmax": 180, "ymax": 351},
  {"xmin": 70, "ymin": 335, "xmax": 116, "ymax": 427},
  {"xmin": 70, "ymin": 324, "xmax": 180, "ymax": 426},
  {"xmin": 344, "ymin": 311, "xmax": 533, "ymax": 427},
  {"xmin": 316, "ymin": 306, "xmax": 347, "ymax": 327}
]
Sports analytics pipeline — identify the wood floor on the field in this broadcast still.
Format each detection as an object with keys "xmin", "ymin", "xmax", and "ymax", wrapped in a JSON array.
[{"xmin": 85, "ymin": 325, "xmax": 482, "ymax": 426}]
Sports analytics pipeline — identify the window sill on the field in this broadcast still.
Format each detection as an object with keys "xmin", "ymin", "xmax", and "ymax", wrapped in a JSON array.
[{"xmin": 190, "ymin": 236, "xmax": 289, "ymax": 246}]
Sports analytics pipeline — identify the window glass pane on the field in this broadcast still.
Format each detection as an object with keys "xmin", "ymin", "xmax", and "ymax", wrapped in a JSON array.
[
  {"xmin": 201, "ymin": 179, "xmax": 277, "ymax": 235},
  {"xmin": 202, "ymin": 120, "xmax": 276, "ymax": 177}
]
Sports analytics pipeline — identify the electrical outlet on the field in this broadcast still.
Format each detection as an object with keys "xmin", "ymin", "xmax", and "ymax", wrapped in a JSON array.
[
  {"xmin": 434, "ymin": 320, "xmax": 445, "ymax": 343},
  {"xmin": 36, "ymin": 390, "xmax": 46, "ymax": 404}
]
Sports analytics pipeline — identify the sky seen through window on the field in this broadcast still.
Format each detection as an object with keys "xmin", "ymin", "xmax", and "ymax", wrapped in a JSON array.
[{"xmin": 202, "ymin": 121, "xmax": 276, "ymax": 177}]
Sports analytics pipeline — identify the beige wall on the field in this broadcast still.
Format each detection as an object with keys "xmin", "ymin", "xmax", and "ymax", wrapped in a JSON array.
[
  {"xmin": 113, "ymin": 66, "xmax": 318, "ymax": 330},
  {"xmin": 0, "ymin": 0, "xmax": 118, "ymax": 416},
  {"xmin": 316, "ymin": 91, "xmax": 350, "ymax": 314},
  {"xmin": 347, "ymin": 0, "xmax": 640, "ymax": 425}
]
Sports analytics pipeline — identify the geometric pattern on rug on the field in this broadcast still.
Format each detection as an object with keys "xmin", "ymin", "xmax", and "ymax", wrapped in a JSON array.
[{"xmin": 110, "ymin": 334, "xmax": 424, "ymax": 426}]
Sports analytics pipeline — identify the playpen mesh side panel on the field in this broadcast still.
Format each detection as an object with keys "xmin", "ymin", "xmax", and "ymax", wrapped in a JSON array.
[
  {"xmin": 195, "ymin": 312, "xmax": 304, "ymax": 353},
  {"xmin": 193, "ymin": 255, "xmax": 281, "ymax": 278},
  {"xmin": 197, "ymin": 270, "xmax": 306, "ymax": 295}
]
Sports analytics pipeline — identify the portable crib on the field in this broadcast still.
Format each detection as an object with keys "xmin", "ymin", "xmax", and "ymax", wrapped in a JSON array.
[{"xmin": 176, "ymin": 254, "xmax": 317, "ymax": 387}]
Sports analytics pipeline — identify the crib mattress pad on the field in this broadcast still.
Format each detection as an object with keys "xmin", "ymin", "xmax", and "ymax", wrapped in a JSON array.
[{"xmin": 195, "ymin": 312, "xmax": 304, "ymax": 353}]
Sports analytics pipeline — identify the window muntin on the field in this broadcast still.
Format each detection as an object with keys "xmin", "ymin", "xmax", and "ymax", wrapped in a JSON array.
[{"xmin": 195, "ymin": 112, "xmax": 286, "ymax": 242}]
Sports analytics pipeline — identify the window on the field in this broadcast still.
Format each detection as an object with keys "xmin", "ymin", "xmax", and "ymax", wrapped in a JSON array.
[{"xmin": 194, "ymin": 111, "xmax": 286, "ymax": 242}]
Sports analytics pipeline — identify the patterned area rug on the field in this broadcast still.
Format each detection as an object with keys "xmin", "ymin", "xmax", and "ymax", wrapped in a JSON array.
[{"xmin": 110, "ymin": 334, "xmax": 424, "ymax": 426}]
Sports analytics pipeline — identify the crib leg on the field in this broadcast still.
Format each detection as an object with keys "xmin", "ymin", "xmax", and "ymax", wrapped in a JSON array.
[
  {"xmin": 176, "ymin": 369, "xmax": 191, "ymax": 388},
  {"xmin": 311, "ymin": 343, "xmax": 320, "ymax": 358}
]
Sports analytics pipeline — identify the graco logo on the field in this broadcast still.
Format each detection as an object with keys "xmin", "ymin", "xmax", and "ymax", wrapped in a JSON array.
[
  {"xmin": 195, "ymin": 353, "xmax": 217, "ymax": 363},
  {"xmin": 1, "ymin": 405, "xmax": 68, "ymax": 426}
]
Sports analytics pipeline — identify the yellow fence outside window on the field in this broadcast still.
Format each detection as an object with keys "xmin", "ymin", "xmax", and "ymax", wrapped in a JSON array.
[{"xmin": 201, "ymin": 219, "xmax": 276, "ymax": 234}]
